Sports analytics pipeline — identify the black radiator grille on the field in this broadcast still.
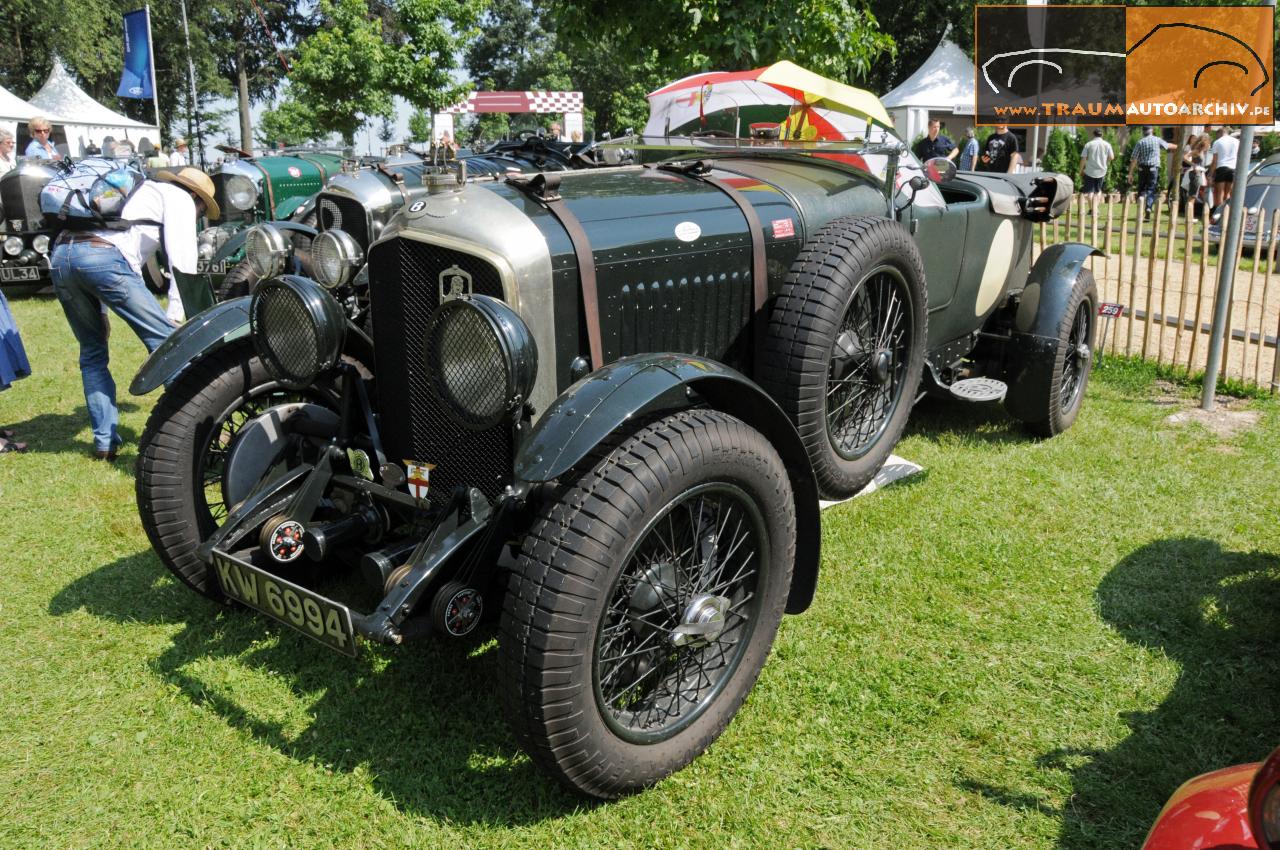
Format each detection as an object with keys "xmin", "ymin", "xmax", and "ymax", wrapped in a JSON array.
[
  {"xmin": 317, "ymin": 194, "xmax": 370, "ymax": 250},
  {"xmin": 369, "ymin": 237, "xmax": 509, "ymax": 506}
]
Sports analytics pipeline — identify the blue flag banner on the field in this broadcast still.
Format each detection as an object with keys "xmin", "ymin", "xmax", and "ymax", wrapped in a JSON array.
[{"xmin": 117, "ymin": 8, "xmax": 154, "ymax": 99}]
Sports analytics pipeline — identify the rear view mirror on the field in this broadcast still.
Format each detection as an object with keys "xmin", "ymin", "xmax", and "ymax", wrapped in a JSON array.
[{"xmin": 925, "ymin": 157, "xmax": 957, "ymax": 184}]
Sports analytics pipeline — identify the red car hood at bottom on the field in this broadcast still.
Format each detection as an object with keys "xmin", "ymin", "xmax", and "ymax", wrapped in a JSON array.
[{"xmin": 1142, "ymin": 762, "xmax": 1261, "ymax": 850}]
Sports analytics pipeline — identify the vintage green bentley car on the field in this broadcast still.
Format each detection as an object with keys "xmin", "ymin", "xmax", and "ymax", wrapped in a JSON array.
[
  {"xmin": 189, "ymin": 147, "xmax": 344, "ymax": 300},
  {"xmin": 129, "ymin": 130, "xmax": 1095, "ymax": 798}
]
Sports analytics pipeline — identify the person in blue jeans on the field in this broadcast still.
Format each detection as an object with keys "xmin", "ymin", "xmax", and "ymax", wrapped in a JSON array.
[{"xmin": 50, "ymin": 168, "xmax": 219, "ymax": 460}]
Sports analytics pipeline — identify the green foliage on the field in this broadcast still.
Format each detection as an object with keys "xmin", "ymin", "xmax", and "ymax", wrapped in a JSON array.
[
  {"xmin": 1040, "ymin": 128, "xmax": 1082, "ymax": 178},
  {"xmin": 255, "ymin": 94, "xmax": 327, "ymax": 147},
  {"xmin": 541, "ymin": 0, "xmax": 895, "ymax": 88},
  {"xmin": 407, "ymin": 108, "xmax": 432, "ymax": 143},
  {"xmin": 290, "ymin": 0, "xmax": 480, "ymax": 143},
  {"xmin": 1257, "ymin": 132, "xmax": 1280, "ymax": 159}
]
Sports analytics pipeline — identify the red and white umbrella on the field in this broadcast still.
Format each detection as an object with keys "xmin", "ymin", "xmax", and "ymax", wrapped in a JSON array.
[{"xmin": 644, "ymin": 60, "xmax": 894, "ymax": 140}]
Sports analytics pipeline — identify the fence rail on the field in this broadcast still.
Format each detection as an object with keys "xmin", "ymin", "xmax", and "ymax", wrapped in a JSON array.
[{"xmin": 1033, "ymin": 190, "xmax": 1280, "ymax": 391}]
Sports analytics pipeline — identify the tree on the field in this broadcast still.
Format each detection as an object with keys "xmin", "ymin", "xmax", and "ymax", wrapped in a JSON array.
[
  {"xmin": 541, "ymin": 0, "xmax": 894, "ymax": 84},
  {"xmin": 407, "ymin": 108, "xmax": 431, "ymax": 143},
  {"xmin": 256, "ymin": 94, "xmax": 327, "ymax": 147},
  {"xmin": 378, "ymin": 115, "xmax": 394, "ymax": 147},
  {"xmin": 290, "ymin": 0, "xmax": 482, "ymax": 143},
  {"xmin": 205, "ymin": 0, "xmax": 316, "ymax": 151}
]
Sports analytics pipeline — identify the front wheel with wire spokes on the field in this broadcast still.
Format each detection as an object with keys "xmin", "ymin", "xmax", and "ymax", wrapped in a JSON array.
[
  {"xmin": 135, "ymin": 340, "xmax": 341, "ymax": 600},
  {"xmin": 761, "ymin": 215, "xmax": 927, "ymax": 500},
  {"xmin": 499, "ymin": 409, "xmax": 796, "ymax": 798}
]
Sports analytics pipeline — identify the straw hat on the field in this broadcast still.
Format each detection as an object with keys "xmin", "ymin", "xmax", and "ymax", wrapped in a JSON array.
[
  {"xmin": 173, "ymin": 137, "xmax": 187, "ymax": 148},
  {"xmin": 155, "ymin": 166, "xmax": 220, "ymax": 220}
]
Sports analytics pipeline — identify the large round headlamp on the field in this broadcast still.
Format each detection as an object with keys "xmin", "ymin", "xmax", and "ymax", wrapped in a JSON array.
[
  {"xmin": 3, "ymin": 236, "xmax": 21, "ymax": 257},
  {"xmin": 310, "ymin": 229, "xmax": 364, "ymax": 289},
  {"xmin": 250, "ymin": 275, "xmax": 347, "ymax": 389},
  {"xmin": 245, "ymin": 224, "xmax": 291, "ymax": 279},
  {"xmin": 424, "ymin": 295, "xmax": 537, "ymax": 430},
  {"xmin": 226, "ymin": 175, "xmax": 257, "ymax": 211},
  {"xmin": 32, "ymin": 235, "xmax": 50, "ymax": 255}
]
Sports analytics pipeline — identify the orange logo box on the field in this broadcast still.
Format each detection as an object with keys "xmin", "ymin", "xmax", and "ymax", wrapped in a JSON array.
[{"xmin": 1126, "ymin": 6, "xmax": 1273, "ymax": 125}]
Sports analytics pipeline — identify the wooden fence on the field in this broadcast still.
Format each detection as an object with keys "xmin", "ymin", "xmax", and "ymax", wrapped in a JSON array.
[{"xmin": 1033, "ymin": 190, "xmax": 1280, "ymax": 390}]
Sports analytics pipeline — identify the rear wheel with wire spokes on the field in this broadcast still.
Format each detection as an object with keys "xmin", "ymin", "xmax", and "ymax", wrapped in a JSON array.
[
  {"xmin": 499, "ymin": 409, "xmax": 795, "ymax": 798},
  {"xmin": 761, "ymin": 216, "xmax": 927, "ymax": 500}
]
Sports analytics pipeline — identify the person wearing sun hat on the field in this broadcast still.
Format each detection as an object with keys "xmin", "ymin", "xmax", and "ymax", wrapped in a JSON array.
[{"xmin": 49, "ymin": 166, "xmax": 220, "ymax": 460}]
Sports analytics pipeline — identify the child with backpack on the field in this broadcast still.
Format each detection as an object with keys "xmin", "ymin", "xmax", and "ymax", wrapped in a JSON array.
[{"xmin": 44, "ymin": 164, "xmax": 218, "ymax": 460}]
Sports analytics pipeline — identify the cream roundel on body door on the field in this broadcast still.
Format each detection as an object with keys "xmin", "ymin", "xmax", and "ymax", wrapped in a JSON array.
[{"xmin": 974, "ymin": 219, "xmax": 1016, "ymax": 316}]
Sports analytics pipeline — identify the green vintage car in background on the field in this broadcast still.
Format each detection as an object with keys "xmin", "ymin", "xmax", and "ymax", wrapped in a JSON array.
[{"xmin": 185, "ymin": 146, "xmax": 345, "ymax": 303}]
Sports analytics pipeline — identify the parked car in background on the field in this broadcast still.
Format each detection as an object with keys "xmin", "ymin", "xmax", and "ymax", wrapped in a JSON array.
[
  {"xmin": 0, "ymin": 158, "xmax": 62, "ymax": 294},
  {"xmin": 1208, "ymin": 153, "xmax": 1280, "ymax": 251},
  {"xmin": 190, "ymin": 145, "xmax": 345, "ymax": 300},
  {"xmin": 1142, "ymin": 746, "xmax": 1280, "ymax": 849}
]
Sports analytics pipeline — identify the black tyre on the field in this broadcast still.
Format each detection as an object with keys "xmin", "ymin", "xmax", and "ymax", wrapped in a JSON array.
[
  {"xmin": 1007, "ymin": 270, "xmax": 1097, "ymax": 437},
  {"xmin": 135, "ymin": 340, "xmax": 338, "ymax": 598},
  {"xmin": 500, "ymin": 410, "xmax": 796, "ymax": 798},
  {"xmin": 214, "ymin": 260, "xmax": 259, "ymax": 301},
  {"xmin": 760, "ymin": 215, "xmax": 927, "ymax": 500}
]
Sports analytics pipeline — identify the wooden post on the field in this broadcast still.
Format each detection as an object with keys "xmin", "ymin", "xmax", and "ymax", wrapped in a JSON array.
[
  {"xmin": 1157, "ymin": 194, "xmax": 1178, "ymax": 364},
  {"xmin": 1090, "ymin": 195, "xmax": 1100, "ymax": 280},
  {"xmin": 1115, "ymin": 192, "xmax": 1131, "ymax": 354},
  {"xmin": 1240, "ymin": 210, "xmax": 1266, "ymax": 382},
  {"xmin": 1142, "ymin": 200, "xmax": 1163, "ymax": 359},
  {"xmin": 1173, "ymin": 199, "xmax": 1195, "ymax": 369},
  {"xmin": 1188, "ymin": 208, "xmax": 1210, "ymax": 372},
  {"xmin": 1128, "ymin": 200, "xmax": 1145, "ymax": 355},
  {"xmin": 1255, "ymin": 212, "xmax": 1280, "ymax": 387}
]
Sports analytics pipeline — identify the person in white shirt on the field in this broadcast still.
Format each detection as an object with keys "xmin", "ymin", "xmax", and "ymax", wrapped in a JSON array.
[
  {"xmin": 48, "ymin": 167, "xmax": 219, "ymax": 459},
  {"xmin": 1078, "ymin": 128, "xmax": 1114, "ymax": 213},
  {"xmin": 169, "ymin": 138, "xmax": 189, "ymax": 167},
  {"xmin": 1209, "ymin": 126, "xmax": 1240, "ymax": 213},
  {"xmin": 0, "ymin": 129, "xmax": 16, "ymax": 176}
]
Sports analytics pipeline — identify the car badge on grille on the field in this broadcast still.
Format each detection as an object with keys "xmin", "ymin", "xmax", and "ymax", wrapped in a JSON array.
[
  {"xmin": 439, "ymin": 265, "xmax": 473, "ymax": 302},
  {"xmin": 404, "ymin": 459, "xmax": 436, "ymax": 503}
]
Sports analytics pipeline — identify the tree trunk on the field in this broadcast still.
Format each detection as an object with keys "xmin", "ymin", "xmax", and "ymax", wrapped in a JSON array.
[{"xmin": 237, "ymin": 45, "xmax": 253, "ymax": 151}]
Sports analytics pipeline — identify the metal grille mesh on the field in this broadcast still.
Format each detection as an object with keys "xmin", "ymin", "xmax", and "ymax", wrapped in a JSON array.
[
  {"xmin": 317, "ymin": 194, "xmax": 369, "ymax": 250},
  {"xmin": 368, "ymin": 237, "xmax": 509, "ymax": 506},
  {"xmin": 426, "ymin": 307, "xmax": 507, "ymax": 428},
  {"xmin": 252, "ymin": 285, "xmax": 321, "ymax": 384}
]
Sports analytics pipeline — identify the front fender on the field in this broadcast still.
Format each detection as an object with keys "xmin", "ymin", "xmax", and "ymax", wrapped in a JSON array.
[
  {"xmin": 211, "ymin": 220, "xmax": 319, "ymax": 266},
  {"xmin": 516, "ymin": 353, "xmax": 822, "ymax": 614},
  {"xmin": 129, "ymin": 297, "xmax": 251, "ymax": 395}
]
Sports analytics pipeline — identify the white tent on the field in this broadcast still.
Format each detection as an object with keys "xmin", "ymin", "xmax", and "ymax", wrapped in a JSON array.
[
  {"xmin": 0, "ymin": 82, "xmax": 67, "ymax": 147},
  {"xmin": 881, "ymin": 37, "xmax": 976, "ymax": 144},
  {"xmin": 28, "ymin": 60, "xmax": 158, "ymax": 156}
]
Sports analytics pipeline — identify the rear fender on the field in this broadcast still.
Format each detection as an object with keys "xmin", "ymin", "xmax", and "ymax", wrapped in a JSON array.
[
  {"xmin": 129, "ymin": 296, "xmax": 373, "ymax": 396},
  {"xmin": 515, "ymin": 353, "xmax": 822, "ymax": 614},
  {"xmin": 1002, "ymin": 242, "xmax": 1103, "ymax": 419}
]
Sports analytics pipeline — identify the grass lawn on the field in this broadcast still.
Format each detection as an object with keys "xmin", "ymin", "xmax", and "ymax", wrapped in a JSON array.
[{"xmin": 2, "ymin": 294, "xmax": 1279, "ymax": 849}]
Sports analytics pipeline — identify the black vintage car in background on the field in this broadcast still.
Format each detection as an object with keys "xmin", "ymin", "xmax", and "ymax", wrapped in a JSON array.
[
  {"xmin": 130, "ymin": 122, "xmax": 1093, "ymax": 797},
  {"xmin": 0, "ymin": 158, "xmax": 61, "ymax": 294}
]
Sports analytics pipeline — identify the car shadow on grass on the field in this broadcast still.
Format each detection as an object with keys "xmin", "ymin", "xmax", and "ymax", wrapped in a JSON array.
[
  {"xmin": 4, "ymin": 405, "xmax": 141, "ymax": 457},
  {"xmin": 49, "ymin": 550, "xmax": 587, "ymax": 825},
  {"xmin": 904, "ymin": 394, "xmax": 1032, "ymax": 447},
  {"xmin": 962, "ymin": 537, "xmax": 1280, "ymax": 850}
]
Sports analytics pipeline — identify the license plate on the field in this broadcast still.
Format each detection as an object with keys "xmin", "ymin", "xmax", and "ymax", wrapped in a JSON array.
[
  {"xmin": 198, "ymin": 259, "xmax": 227, "ymax": 275},
  {"xmin": 212, "ymin": 549, "xmax": 358, "ymax": 656},
  {"xmin": 0, "ymin": 266, "xmax": 40, "ymax": 282}
]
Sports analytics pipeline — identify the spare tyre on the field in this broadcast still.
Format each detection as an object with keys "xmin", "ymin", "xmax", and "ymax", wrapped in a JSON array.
[{"xmin": 759, "ymin": 215, "xmax": 927, "ymax": 500}]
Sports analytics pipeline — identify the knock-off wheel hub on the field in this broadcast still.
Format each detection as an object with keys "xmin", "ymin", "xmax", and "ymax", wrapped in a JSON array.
[
  {"xmin": 670, "ymin": 594, "xmax": 730, "ymax": 648},
  {"xmin": 871, "ymin": 349, "xmax": 893, "ymax": 384}
]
